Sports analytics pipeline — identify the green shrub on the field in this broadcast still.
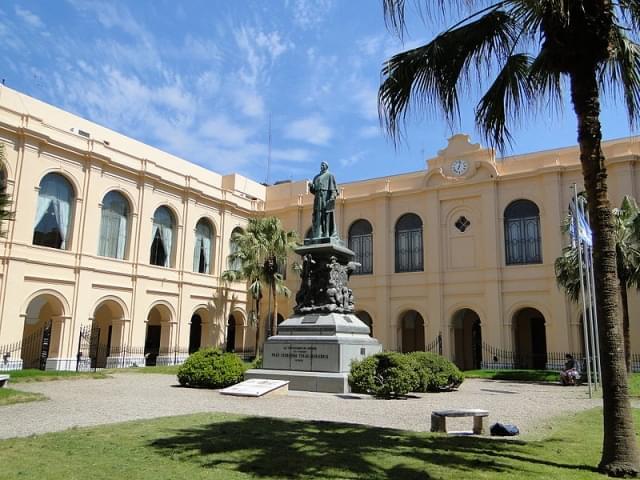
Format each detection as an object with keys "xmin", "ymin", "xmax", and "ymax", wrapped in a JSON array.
[
  {"xmin": 177, "ymin": 348, "xmax": 246, "ymax": 388},
  {"xmin": 248, "ymin": 355, "xmax": 263, "ymax": 369},
  {"xmin": 407, "ymin": 351, "xmax": 464, "ymax": 392},
  {"xmin": 349, "ymin": 352, "xmax": 419, "ymax": 398}
]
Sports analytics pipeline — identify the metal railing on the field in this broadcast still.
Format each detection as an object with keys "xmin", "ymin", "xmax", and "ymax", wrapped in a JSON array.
[{"xmin": 0, "ymin": 323, "xmax": 51, "ymax": 371}]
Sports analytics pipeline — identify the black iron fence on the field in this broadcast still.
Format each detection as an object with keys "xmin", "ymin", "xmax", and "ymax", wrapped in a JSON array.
[
  {"xmin": 0, "ymin": 322, "xmax": 51, "ymax": 371},
  {"xmin": 481, "ymin": 342, "xmax": 605, "ymax": 372},
  {"xmin": 425, "ymin": 334, "xmax": 443, "ymax": 356}
]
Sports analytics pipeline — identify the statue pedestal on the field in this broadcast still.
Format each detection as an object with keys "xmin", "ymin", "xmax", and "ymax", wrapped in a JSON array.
[
  {"xmin": 245, "ymin": 312, "xmax": 382, "ymax": 393},
  {"xmin": 246, "ymin": 241, "xmax": 382, "ymax": 393}
]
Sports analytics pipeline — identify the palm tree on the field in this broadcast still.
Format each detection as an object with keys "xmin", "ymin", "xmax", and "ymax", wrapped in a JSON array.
[
  {"xmin": 379, "ymin": 1, "xmax": 640, "ymax": 475},
  {"xmin": 556, "ymin": 196, "xmax": 640, "ymax": 374},
  {"xmin": 613, "ymin": 196, "xmax": 640, "ymax": 374},
  {"xmin": 222, "ymin": 217, "xmax": 298, "ymax": 354}
]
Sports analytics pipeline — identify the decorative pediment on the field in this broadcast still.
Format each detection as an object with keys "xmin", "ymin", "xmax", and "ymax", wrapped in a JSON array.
[{"xmin": 425, "ymin": 134, "xmax": 497, "ymax": 186}]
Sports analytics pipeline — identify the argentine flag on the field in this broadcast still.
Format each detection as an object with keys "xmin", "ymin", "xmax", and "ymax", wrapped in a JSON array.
[{"xmin": 570, "ymin": 198, "xmax": 593, "ymax": 247}]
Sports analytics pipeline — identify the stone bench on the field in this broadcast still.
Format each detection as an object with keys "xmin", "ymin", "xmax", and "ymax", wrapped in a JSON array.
[
  {"xmin": 0, "ymin": 374, "xmax": 9, "ymax": 388},
  {"xmin": 430, "ymin": 408, "xmax": 489, "ymax": 435}
]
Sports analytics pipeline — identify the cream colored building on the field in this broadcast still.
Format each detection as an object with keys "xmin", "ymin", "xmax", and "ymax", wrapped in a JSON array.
[
  {"xmin": 0, "ymin": 86, "xmax": 263, "ymax": 370},
  {"xmin": 268, "ymin": 134, "xmax": 640, "ymax": 370},
  {"xmin": 0, "ymin": 85, "xmax": 638, "ymax": 371}
]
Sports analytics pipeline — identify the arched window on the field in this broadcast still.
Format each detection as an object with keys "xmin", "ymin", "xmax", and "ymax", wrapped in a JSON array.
[
  {"xmin": 193, "ymin": 218, "xmax": 213, "ymax": 274},
  {"xmin": 150, "ymin": 206, "xmax": 175, "ymax": 267},
  {"xmin": 33, "ymin": 173, "xmax": 74, "ymax": 249},
  {"xmin": 349, "ymin": 219, "xmax": 373, "ymax": 274},
  {"xmin": 98, "ymin": 191, "xmax": 129, "ymax": 259},
  {"xmin": 504, "ymin": 200, "xmax": 542, "ymax": 265},
  {"xmin": 228, "ymin": 227, "xmax": 243, "ymax": 271},
  {"xmin": 395, "ymin": 213, "xmax": 423, "ymax": 272}
]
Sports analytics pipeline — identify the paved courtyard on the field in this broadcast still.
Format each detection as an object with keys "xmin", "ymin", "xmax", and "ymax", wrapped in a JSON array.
[{"xmin": 0, "ymin": 373, "xmax": 604, "ymax": 439}]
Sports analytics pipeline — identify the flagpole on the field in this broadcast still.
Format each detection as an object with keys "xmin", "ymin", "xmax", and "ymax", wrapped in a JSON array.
[
  {"xmin": 573, "ymin": 184, "xmax": 593, "ymax": 398},
  {"xmin": 588, "ymin": 247, "xmax": 602, "ymax": 387},
  {"xmin": 584, "ymin": 244, "xmax": 600, "ymax": 390},
  {"xmin": 583, "ymin": 200, "xmax": 602, "ymax": 389},
  {"xmin": 578, "ymin": 195, "xmax": 599, "ymax": 390}
]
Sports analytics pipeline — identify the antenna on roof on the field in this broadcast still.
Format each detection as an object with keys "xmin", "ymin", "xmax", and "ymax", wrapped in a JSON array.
[{"xmin": 266, "ymin": 112, "xmax": 272, "ymax": 185}]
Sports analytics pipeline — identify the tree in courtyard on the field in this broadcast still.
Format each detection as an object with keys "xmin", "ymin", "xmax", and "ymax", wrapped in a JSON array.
[
  {"xmin": 557, "ymin": 196, "xmax": 640, "ymax": 374},
  {"xmin": 613, "ymin": 197, "xmax": 640, "ymax": 374},
  {"xmin": 222, "ymin": 217, "xmax": 298, "ymax": 353},
  {"xmin": 378, "ymin": 1, "xmax": 640, "ymax": 475}
]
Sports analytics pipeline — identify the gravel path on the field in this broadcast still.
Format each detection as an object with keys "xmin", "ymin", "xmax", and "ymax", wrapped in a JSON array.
[{"xmin": 0, "ymin": 374, "xmax": 602, "ymax": 439}]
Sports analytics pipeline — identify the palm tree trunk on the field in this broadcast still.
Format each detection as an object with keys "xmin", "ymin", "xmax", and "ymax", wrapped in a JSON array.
[
  {"xmin": 254, "ymin": 297, "xmax": 261, "ymax": 358},
  {"xmin": 570, "ymin": 67, "xmax": 640, "ymax": 476},
  {"xmin": 272, "ymin": 282, "xmax": 279, "ymax": 336},
  {"xmin": 619, "ymin": 280, "xmax": 632, "ymax": 375}
]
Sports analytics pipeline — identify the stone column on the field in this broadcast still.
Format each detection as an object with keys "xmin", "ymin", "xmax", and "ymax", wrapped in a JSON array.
[{"xmin": 45, "ymin": 315, "xmax": 72, "ymax": 371}]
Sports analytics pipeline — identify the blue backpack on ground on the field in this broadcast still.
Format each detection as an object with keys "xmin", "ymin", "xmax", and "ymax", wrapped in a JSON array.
[{"xmin": 490, "ymin": 422, "xmax": 520, "ymax": 436}]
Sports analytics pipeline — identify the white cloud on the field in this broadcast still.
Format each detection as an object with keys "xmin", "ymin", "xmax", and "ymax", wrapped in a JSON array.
[
  {"xmin": 255, "ymin": 31, "xmax": 290, "ymax": 59},
  {"xmin": 359, "ymin": 125, "xmax": 381, "ymax": 139},
  {"xmin": 271, "ymin": 148, "xmax": 312, "ymax": 163},
  {"xmin": 234, "ymin": 26, "xmax": 291, "ymax": 88},
  {"xmin": 339, "ymin": 151, "xmax": 366, "ymax": 168},
  {"xmin": 351, "ymin": 80, "xmax": 379, "ymax": 121},
  {"xmin": 0, "ymin": 21, "xmax": 27, "ymax": 52},
  {"xmin": 357, "ymin": 34, "xmax": 386, "ymax": 57},
  {"xmin": 199, "ymin": 116, "xmax": 252, "ymax": 146},
  {"xmin": 14, "ymin": 6, "xmax": 44, "ymax": 29},
  {"xmin": 288, "ymin": 0, "xmax": 334, "ymax": 29},
  {"xmin": 67, "ymin": 0, "xmax": 148, "ymax": 40},
  {"xmin": 183, "ymin": 34, "xmax": 222, "ymax": 62},
  {"xmin": 233, "ymin": 89, "xmax": 265, "ymax": 118},
  {"xmin": 195, "ymin": 71, "xmax": 221, "ymax": 98},
  {"xmin": 284, "ymin": 116, "xmax": 332, "ymax": 146}
]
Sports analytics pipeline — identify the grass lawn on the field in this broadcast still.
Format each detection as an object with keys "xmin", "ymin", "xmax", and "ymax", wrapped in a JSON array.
[
  {"xmin": 7, "ymin": 369, "xmax": 108, "ymax": 383},
  {"xmin": 628, "ymin": 373, "xmax": 640, "ymax": 398},
  {"xmin": 104, "ymin": 365, "xmax": 181, "ymax": 375},
  {"xmin": 0, "ymin": 407, "xmax": 630, "ymax": 479},
  {"xmin": 464, "ymin": 369, "xmax": 560, "ymax": 382},
  {"xmin": 0, "ymin": 387, "xmax": 45, "ymax": 405}
]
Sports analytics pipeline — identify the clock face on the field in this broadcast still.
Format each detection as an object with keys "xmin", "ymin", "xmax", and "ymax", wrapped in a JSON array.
[{"xmin": 451, "ymin": 159, "xmax": 469, "ymax": 176}]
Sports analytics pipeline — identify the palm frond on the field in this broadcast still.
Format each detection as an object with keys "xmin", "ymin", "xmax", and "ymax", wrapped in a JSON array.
[
  {"xmin": 528, "ymin": 46, "xmax": 564, "ymax": 113},
  {"xmin": 379, "ymin": 7, "xmax": 518, "ymax": 142},
  {"xmin": 554, "ymin": 246, "xmax": 581, "ymax": 302},
  {"xmin": 383, "ymin": 0, "xmax": 494, "ymax": 37},
  {"xmin": 382, "ymin": 0, "xmax": 408, "ymax": 36},
  {"xmin": 618, "ymin": 0, "xmax": 640, "ymax": 32},
  {"xmin": 475, "ymin": 52, "xmax": 533, "ymax": 150},
  {"xmin": 601, "ymin": 26, "xmax": 640, "ymax": 128}
]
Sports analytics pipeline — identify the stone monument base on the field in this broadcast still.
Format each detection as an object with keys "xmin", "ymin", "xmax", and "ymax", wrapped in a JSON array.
[
  {"xmin": 245, "ymin": 312, "xmax": 382, "ymax": 394},
  {"xmin": 244, "ymin": 369, "xmax": 350, "ymax": 394}
]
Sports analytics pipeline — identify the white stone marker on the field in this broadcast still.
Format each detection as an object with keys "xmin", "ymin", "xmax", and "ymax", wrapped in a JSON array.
[{"xmin": 220, "ymin": 379, "xmax": 289, "ymax": 397}]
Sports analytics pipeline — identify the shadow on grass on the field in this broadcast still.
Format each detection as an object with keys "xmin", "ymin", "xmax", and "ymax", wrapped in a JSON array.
[
  {"xmin": 149, "ymin": 416, "xmax": 598, "ymax": 479},
  {"xmin": 465, "ymin": 369, "xmax": 559, "ymax": 383}
]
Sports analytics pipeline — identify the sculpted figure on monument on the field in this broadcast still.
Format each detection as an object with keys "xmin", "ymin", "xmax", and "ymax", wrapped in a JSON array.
[
  {"xmin": 295, "ymin": 253, "xmax": 316, "ymax": 308},
  {"xmin": 309, "ymin": 161, "xmax": 338, "ymax": 239}
]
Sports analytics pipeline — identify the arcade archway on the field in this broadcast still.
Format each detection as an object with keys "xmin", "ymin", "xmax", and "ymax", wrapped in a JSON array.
[{"xmin": 451, "ymin": 309, "xmax": 482, "ymax": 370}]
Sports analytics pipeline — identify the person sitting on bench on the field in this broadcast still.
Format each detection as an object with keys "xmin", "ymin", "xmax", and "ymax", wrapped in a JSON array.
[{"xmin": 560, "ymin": 354, "xmax": 579, "ymax": 385}]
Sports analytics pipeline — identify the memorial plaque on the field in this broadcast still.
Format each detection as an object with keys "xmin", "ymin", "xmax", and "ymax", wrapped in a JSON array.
[{"xmin": 288, "ymin": 344, "xmax": 312, "ymax": 371}]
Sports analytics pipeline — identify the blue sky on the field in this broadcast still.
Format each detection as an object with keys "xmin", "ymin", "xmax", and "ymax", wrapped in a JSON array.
[{"xmin": 0, "ymin": 1, "xmax": 637, "ymax": 184}]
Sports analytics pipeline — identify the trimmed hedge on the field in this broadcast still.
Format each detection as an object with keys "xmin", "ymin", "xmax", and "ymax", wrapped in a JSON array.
[
  {"xmin": 348, "ymin": 352, "xmax": 419, "ymax": 398},
  {"xmin": 407, "ymin": 351, "xmax": 464, "ymax": 392},
  {"xmin": 177, "ymin": 348, "xmax": 246, "ymax": 388}
]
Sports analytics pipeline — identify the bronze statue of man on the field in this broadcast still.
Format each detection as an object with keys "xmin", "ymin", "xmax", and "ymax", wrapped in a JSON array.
[{"xmin": 309, "ymin": 161, "xmax": 338, "ymax": 239}]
